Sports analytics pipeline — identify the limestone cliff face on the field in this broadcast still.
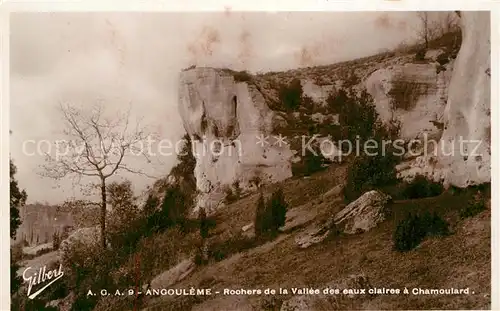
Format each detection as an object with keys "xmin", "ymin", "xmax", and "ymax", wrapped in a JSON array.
[
  {"xmin": 178, "ymin": 68, "xmax": 293, "ymax": 211},
  {"xmin": 366, "ymin": 61, "xmax": 454, "ymax": 140},
  {"xmin": 176, "ymin": 11, "xmax": 490, "ymax": 210},
  {"xmin": 397, "ymin": 12, "xmax": 491, "ymax": 187},
  {"xmin": 437, "ymin": 11, "xmax": 491, "ymax": 187}
]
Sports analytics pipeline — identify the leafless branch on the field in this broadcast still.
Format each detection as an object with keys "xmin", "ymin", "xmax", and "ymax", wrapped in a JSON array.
[
  {"xmin": 41, "ymin": 102, "xmax": 157, "ymax": 184},
  {"xmin": 39, "ymin": 101, "xmax": 159, "ymax": 248},
  {"xmin": 415, "ymin": 11, "xmax": 460, "ymax": 49}
]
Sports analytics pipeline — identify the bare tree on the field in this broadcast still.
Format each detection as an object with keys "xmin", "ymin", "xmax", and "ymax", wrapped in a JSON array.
[
  {"xmin": 416, "ymin": 12, "xmax": 460, "ymax": 49},
  {"xmin": 416, "ymin": 12, "xmax": 436, "ymax": 49},
  {"xmin": 40, "ymin": 102, "xmax": 156, "ymax": 248},
  {"xmin": 439, "ymin": 12, "xmax": 459, "ymax": 35}
]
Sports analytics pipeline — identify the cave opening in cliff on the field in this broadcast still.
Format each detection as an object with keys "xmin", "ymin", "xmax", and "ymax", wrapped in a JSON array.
[
  {"xmin": 232, "ymin": 96, "xmax": 238, "ymax": 116},
  {"xmin": 226, "ymin": 96, "xmax": 240, "ymax": 138}
]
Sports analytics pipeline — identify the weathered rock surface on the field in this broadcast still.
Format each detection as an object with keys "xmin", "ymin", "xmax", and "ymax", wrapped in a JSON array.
[
  {"xmin": 317, "ymin": 136, "xmax": 343, "ymax": 162},
  {"xmin": 176, "ymin": 12, "xmax": 489, "ymax": 212},
  {"xmin": 301, "ymin": 79, "xmax": 335, "ymax": 106},
  {"xmin": 366, "ymin": 62, "xmax": 453, "ymax": 140},
  {"xmin": 242, "ymin": 223, "xmax": 254, "ymax": 232},
  {"xmin": 425, "ymin": 48, "xmax": 445, "ymax": 61},
  {"xmin": 436, "ymin": 11, "xmax": 491, "ymax": 187},
  {"xmin": 178, "ymin": 68, "xmax": 294, "ymax": 211},
  {"xmin": 59, "ymin": 226, "xmax": 104, "ymax": 262},
  {"xmin": 398, "ymin": 12, "xmax": 491, "ymax": 187},
  {"xmin": 295, "ymin": 190, "xmax": 391, "ymax": 248},
  {"xmin": 241, "ymin": 222, "xmax": 255, "ymax": 238},
  {"xmin": 396, "ymin": 154, "xmax": 447, "ymax": 183},
  {"xmin": 284, "ymin": 185, "xmax": 344, "ymax": 238},
  {"xmin": 295, "ymin": 222, "xmax": 334, "ymax": 249},
  {"xmin": 334, "ymin": 190, "xmax": 392, "ymax": 234},
  {"xmin": 178, "ymin": 60, "xmax": 457, "ymax": 212}
]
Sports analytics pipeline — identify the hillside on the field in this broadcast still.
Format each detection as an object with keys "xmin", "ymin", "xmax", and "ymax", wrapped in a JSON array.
[
  {"xmin": 176, "ymin": 21, "xmax": 481, "ymax": 212},
  {"xmin": 13, "ymin": 162, "xmax": 490, "ymax": 311},
  {"xmin": 138, "ymin": 164, "xmax": 490, "ymax": 311},
  {"xmin": 10, "ymin": 11, "xmax": 491, "ymax": 311},
  {"xmin": 14, "ymin": 203, "xmax": 100, "ymax": 247}
]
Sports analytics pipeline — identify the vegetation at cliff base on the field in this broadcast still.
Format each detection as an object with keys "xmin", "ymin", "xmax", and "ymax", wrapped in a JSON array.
[
  {"xmin": 279, "ymin": 78, "xmax": 303, "ymax": 111},
  {"xmin": 393, "ymin": 211, "xmax": 450, "ymax": 252},
  {"xmin": 254, "ymin": 188, "xmax": 288, "ymax": 238}
]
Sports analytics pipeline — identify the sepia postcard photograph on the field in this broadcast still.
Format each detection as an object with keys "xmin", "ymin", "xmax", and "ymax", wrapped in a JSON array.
[{"xmin": 6, "ymin": 2, "xmax": 494, "ymax": 311}]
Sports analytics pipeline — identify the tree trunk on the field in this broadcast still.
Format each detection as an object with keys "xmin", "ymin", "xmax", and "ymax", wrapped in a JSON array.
[
  {"xmin": 201, "ymin": 239, "xmax": 209, "ymax": 264},
  {"xmin": 100, "ymin": 179, "xmax": 107, "ymax": 249},
  {"xmin": 424, "ymin": 29, "xmax": 429, "ymax": 49}
]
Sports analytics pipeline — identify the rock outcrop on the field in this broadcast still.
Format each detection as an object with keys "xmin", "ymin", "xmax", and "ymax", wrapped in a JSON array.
[
  {"xmin": 366, "ymin": 61, "xmax": 454, "ymax": 140},
  {"xmin": 301, "ymin": 79, "xmax": 335, "ymax": 106},
  {"xmin": 295, "ymin": 190, "xmax": 391, "ymax": 248},
  {"xmin": 396, "ymin": 12, "xmax": 491, "ymax": 187},
  {"xmin": 241, "ymin": 223, "xmax": 255, "ymax": 238},
  {"xmin": 178, "ymin": 68, "xmax": 293, "ymax": 211},
  {"xmin": 334, "ymin": 190, "xmax": 392, "ymax": 234},
  {"xmin": 295, "ymin": 222, "xmax": 334, "ymax": 249},
  {"xmin": 176, "ymin": 11, "xmax": 490, "ymax": 211}
]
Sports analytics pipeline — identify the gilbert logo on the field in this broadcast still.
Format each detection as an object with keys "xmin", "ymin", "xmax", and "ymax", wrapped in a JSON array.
[{"xmin": 22, "ymin": 264, "xmax": 64, "ymax": 299}]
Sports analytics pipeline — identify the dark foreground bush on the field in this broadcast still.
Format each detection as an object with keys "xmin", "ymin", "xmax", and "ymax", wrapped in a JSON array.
[
  {"xmin": 415, "ymin": 49, "xmax": 426, "ymax": 61},
  {"xmin": 460, "ymin": 190, "xmax": 487, "ymax": 219},
  {"xmin": 393, "ymin": 212, "xmax": 449, "ymax": 252},
  {"xmin": 332, "ymin": 88, "xmax": 402, "ymax": 202},
  {"xmin": 11, "ymin": 297, "xmax": 59, "ymax": 311},
  {"xmin": 254, "ymin": 188, "xmax": 288, "ymax": 238},
  {"xmin": 221, "ymin": 69, "xmax": 253, "ymax": 83},
  {"xmin": 224, "ymin": 181, "xmax": 242, "ymax": 204},
  {"xmin": 401, "ymin": 175, "xmax": 444, "ymax": 199},
  {"xmin": 279, "ymin": 78, "xmax": 303, "ymax": 111},
  {"xmin": 436, "ymin": 52, "xmax": 450, "ymax": 66},
  {"xmin": 421, "ymin": 212, "xmax": 450, "ymax": 236},
  {"xmin": 344, "ymin": 151, "xmax": 401, "ymax": 202},
  {"xmin": 232, "ymin": 70, "xmax": 252, "ymax": 82}
]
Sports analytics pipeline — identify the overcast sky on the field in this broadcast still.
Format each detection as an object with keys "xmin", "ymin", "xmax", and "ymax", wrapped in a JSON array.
[{"xmin": 10, "ymin": 11, "xmax": 421, "ymax": 204}]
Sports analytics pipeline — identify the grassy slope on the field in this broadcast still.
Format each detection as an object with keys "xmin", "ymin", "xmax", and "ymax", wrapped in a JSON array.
[{"xmin": 142, "ymin": 163, "xmax": 490, "ymax": 311}]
